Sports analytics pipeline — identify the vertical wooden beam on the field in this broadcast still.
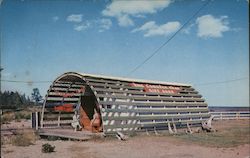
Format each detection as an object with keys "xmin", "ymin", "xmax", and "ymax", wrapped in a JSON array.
[
  {"xmin": 58, "ymin": 111, "xmax": 61, "ymax": 127},
  {"xmin": 35, "ymin": 112, "xmax": 38, "ymax": 130}
]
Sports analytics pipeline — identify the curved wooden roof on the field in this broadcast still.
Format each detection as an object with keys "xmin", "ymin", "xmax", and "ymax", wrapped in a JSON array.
[{"xmin": 41, "ymin": 72, "xmax": 210, "ymax": 134}]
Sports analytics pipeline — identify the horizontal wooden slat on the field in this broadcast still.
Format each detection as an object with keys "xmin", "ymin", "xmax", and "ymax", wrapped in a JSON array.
[
  {"xmin": 86, "ymin": 78, "xmax": 191, "ymax": 89},
  {"xmin": 42, "ymin": 120, "xmax": 72, "ymax": 125},
  {"xmin": 88, "ymin": 82, "xmax": 143, "ymax": 90},
  {"xmin": 46, "ymin": 97, "xmax": 80, "ymax": 101},
  {"xmin": 50, "ymin": 87, "xmax": 84, "ymax": 92},
  {"xmin": 48, "ymin": 92, "xmax": 82, "ymax": 97},
  {"xmin": 86, "ymin": 78, "xmax": 125, "ymax": 85},
  {"xmin": 91, "ymin": 85, "xmax": 198, "ymax": 94},
  {"xmin": 103, "ymin": 119, "xmax": 207, "ymax": 132},
  {"xmin": 44, "ymin": 111, "xmax": 74, "ymax": 115},
  {"xmin": 99, "ymin": 101, "xmax": 208, "ymax": 107},
  {"xmin": 92, "ymin": 87, "xmax": 201, "ymax": 97},
  {"xmin": 87, "ymin": 80, "xmax": 194, "ymax": 91},
  {"xmin": 56, "ymin": 81, "xmax": 85, "ymax": 85},
  {"xmin": 53, "ymin": 83, "xmax": 85, "ymax": 88},
  {"xmin": 96, "ymin": 94, "xmax": 204, "ymax": 102},
  {"xmin": 102, "ymin": 113, "xmax": 211, "ymax": 121},
  {"xmin": 102, "ymin": 107, "xmax": 209, "ymax": 113},
  {"xmin": 43, "ymin": 117, "xmax": 73, "ymax": 121}
]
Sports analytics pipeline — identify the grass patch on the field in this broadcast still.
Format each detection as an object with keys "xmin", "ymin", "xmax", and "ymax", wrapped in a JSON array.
[
  {"xmin": 11, "ymin": 129, "xmax": 37, "ymax": 146},
  {"xmin": 1, "ymin": 110, "xmax": 31, "ymax": 124},
  {"xmin": 174, "ymin": 125, "xmax": 250, "ymax": 147},
  {"xmin": 15, "ymin": 111, "xmax": 31, "ymax": 121},
  {"xmin": 1, "ymin": 113, "xmax": 15, "ymax": 124}
]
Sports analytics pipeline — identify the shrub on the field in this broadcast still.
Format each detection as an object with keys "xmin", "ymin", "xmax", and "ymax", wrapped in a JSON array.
[
  {"xmin": 42, "ymin": 143, "xmax": 55, "ymax": 153},
  {"xmin": 15, "ymin": 111, "xmax": 31, "ymax": 121},
  {"xmin": 11, "ymin": 129, "xmax": 37, "ymax": 146},
  {"xmin": 12, "ymin": 134, "xmax": 34, "ymax": 146},
  {"xmin": 1, "ymin": 113, "xmax": 15, "ymax": 124},
  {"xmin": 47, "ymin": 136, "xmax": 59, "ymax": 141}
]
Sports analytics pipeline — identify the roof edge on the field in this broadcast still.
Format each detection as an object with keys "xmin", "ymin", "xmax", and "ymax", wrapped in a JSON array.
[{"xmin": 77, "ymin": 72, "xmax": 191, "ymax": 87}]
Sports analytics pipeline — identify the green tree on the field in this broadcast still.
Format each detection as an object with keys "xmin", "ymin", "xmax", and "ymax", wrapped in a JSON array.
[{"xmin": 31, "ymin": 88, "xmax": 42, "ymax": 105}]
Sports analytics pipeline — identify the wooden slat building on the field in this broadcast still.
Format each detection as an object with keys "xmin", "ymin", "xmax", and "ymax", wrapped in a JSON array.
[{"xmin": 41, "ymin": 72, "xmax": 210, "ymax": 134}]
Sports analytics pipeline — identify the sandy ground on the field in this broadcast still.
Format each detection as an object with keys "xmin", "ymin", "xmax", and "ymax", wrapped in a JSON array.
[
  {"xmin": 1, "ymin": 120, "xmax": 250, "ymax": 158},
  {"xmin": 2, "ymin": 136, "xmax": 250, "ymax": 158}
]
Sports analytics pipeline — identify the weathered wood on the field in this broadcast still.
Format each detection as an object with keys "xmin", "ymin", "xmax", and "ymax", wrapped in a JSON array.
[
  {"xmin": 42, "ymin": 72, "xmax": 211, "ymax": 135},
  {"xmin": 93, "ymin": 87, "xmax": 201, "ymax": 97},
  {"xmin": 50, "ymin": 87, "xmax": 84, "ymax": 92},
  {"xmin": 53, "ymin": 83, "xmax": 85, "ymax": 88},
  {"xmin": 102, "ymin": 113, "xmax": 211, "ymax": 121},
  {"xmin": 103, "ymin": 119, "xmax": 207, "ymax": 132},
  {"xmin": 46, "ymin": 97, "xmax": 80, "ymax": 101},
  {"xmin": 89, "ymin": 82, "xmax": 198, "ymax": 94},
  {"xmin": 96, "ymin": 94, "xmax": 205, "ymax": 102},
  {"xmin": 48, "ymin": 92, "xmax": 82, "ymax": 97},
  {"xmin": 99, "ymin": 101, "xmax": 208, "ymax": 107},
  {"xmin": 103, "ymin": 107, "xmax": 209, "ymax": 113}
]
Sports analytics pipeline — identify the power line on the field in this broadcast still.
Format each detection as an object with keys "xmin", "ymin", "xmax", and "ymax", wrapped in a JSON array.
[
  {"xmin": 194, "ymin": 77, "xmax": 249, "ymax": 86},
  {"xmin": 126, "ymin": 0, "xmax": 211, "ymax": 77},
  {"xmin": 1, "ymin": 79, "xmax": 52, "ymax": 83},
  {"xmin": 1, "ymin": 76, "xmax": 248, "ymax": 86}
]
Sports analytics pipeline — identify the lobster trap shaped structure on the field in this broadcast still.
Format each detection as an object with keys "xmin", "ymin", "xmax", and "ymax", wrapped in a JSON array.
[{"xmin": 41, "ymin": 72, "xmax": 210, "ymax": 134}]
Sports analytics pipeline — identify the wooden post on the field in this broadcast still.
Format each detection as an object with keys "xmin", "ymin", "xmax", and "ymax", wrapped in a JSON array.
[
  {"xmin": 236, "ymin": 112, "xmax": 239, "ymax": 120},
  {"xmin": 35, "ymin": 112, "xmax": 38, "ymax": 130},
  {"xmin": 167, "ymin": 121, "xmax": 174, "ymax": 134},
  {"xmin": 220, "ymin": 113, "xmax": 223, "ymax": 120},
  {"xmin": 58, "ymin": 111, "xmax": 61, "ymax": 127}
]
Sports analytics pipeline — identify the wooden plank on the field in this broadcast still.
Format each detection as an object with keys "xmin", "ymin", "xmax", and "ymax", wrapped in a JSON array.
[
  {"xmin": 102, "ymin": 107, "xmax": 209, "ymax": 113},
  {"xmin": 44, "ymin": 111, "xmax": 74, "ymax": 115},
  {"xmin": 103, "ymin": 119, "xmax": 207, "ymax": 132},
  {"xmin": 46, "ymin": 97, "xmax": 80, "ymax": 101},
  {"xmin": 42, "ymin": 120, "xmax": 72, "ymax": 124},
  {"xmin": 85, "ymin": 76, "xmax": 191, "ymax": 87},
  {"xmin": 56, "ymin": 81, "xmax": 85, "ymax": 85},
  {"xmin": 88, "ymin": 81, "xmax": 194, "ymax": 91},
  {"xmin": 99, "ymin": 101, "xmax": 208, "ymax": 107},
  {"xmin": 92, "ymin": 87, "xmax": 201, "ymax": 97},
  {"xmin": 48, "ymin": 92, "xmax": 82, "ymax": 97},
  {"xmin": 96, "ymin": 94, "xmax": 205, "ymax": 102},
  {"xmin": 86, "ymin": 78, "xmax": 125, "ymax": 85},
  {"xmin": 89, "ymin": 83, "xmax": 198, "ymax": 94},
  {"xmin": 86, "ymin": 78, "xmax": 190, "ymax": 90},
  {"xmin": 102, "ymin": 113, "xmax": 211, "ymax": 121},
  {"xmin": 50, "ymin": 87, "xmax": 84, "ymax": 92},
  {"xmin": 53, "ymin": 83, "xmax": 85, "ymax": 88},
  {"xmin": 88, "ymin": 82, "xmax": 144, "ymax": 90}
]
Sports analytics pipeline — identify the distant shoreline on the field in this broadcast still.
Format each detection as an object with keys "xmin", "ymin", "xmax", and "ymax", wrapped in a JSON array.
[{"xmin": 209, "ymin": 106, "xmax": 250, "ymax": 112}]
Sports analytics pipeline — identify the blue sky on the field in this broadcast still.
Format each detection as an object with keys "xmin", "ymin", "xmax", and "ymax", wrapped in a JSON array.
[{"xmin": 0, "ymin": 0, "xmax": 249, "ymax": 107}]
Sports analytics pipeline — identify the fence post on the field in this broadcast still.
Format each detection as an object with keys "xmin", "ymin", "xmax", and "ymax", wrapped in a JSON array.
[
  {"xmin": 35, "ymin": 112, "xmax": 38, "ymax": 130},
  {"xmin": 220, "ymin": 113, "xmax": 223, "ymax": 120},
  {"xmin": 58, "ymin": 111, "xmax": 61, "ymax": 127},
  {"xmin": 236, "ymin": 112, "xmax": 239, "ymax": 120}
]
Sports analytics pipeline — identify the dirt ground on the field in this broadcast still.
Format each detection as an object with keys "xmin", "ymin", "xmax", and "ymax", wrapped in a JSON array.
[{"xmin": 1, "ymin": 120, "xmax": 250, "ymax": 158}]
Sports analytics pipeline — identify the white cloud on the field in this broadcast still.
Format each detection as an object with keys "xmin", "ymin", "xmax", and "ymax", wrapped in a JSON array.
[
  {"xmin": 74, "ymin": 21, "xmax": 90, "ymax": 31},
  {"xmin": 132, "ymin": 21, "xmax": 181, "ymax": 37},
  {"xmin": 98, "ymin": 18, "xmax": 112, "ymax": 32},
  {"xmin": 196, "ymin": 14, "xmax": 230, "ymax": 38},
  {"xmin": 66, "ymin": 14, "xmax": 83, "ymax": 23},
  {"xmin": 118, "ymin": 14, "xmax": 134, "ymax": 27},
  {"xmin": 102, "ymin": 0, "xmax": 172, "ymax": 27},
  {"xmin": 182, "ymin": 23, "xmax": 194, "ymax": 34},
  {"xmin": 52, "ymin": 16, "xmax": 59, "ymax": 22}
]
